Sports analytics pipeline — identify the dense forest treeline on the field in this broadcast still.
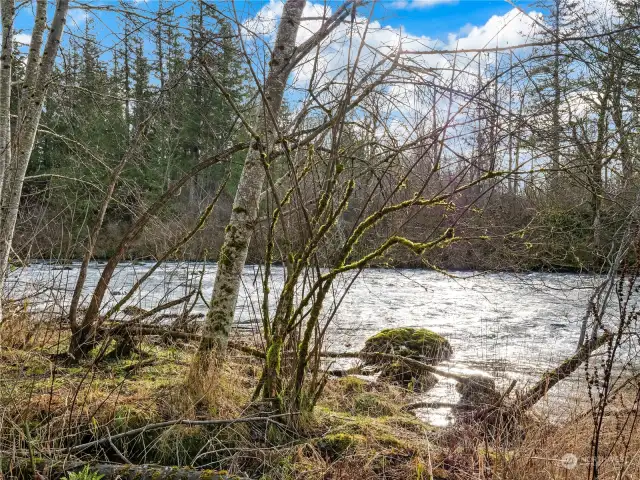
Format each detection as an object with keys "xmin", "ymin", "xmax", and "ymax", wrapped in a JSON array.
[{"xmin": 5, "ymin": 0, "xmax": 640, "ymax": 272}]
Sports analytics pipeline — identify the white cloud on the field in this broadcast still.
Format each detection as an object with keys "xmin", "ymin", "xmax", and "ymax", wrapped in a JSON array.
[
  {"xmin": 244, "ymin": 2, "xmax": 542, "ymax": 81},
  {"xmin": 448, "ymin": 8, "xmax": 543, "ymax": 51},
  {"xmin": 242, "ymin": 2, "xmax": 550, "ymax": 151},
  {"xmin": 67, "ymin": 8, "xmax": 89, "ymax": 28},
  {"xmin": 14, "ymin": 33, "xmax": 32, "ymax": 45},
  {"xmin": 243, "ymin": 0, "xmax": 283, "ymax": 38}
]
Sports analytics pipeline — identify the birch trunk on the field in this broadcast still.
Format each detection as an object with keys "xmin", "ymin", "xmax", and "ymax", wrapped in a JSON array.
[
  {"xmin": 0, "ymin": 0, "xmax": 15, "ymax": 206},
  {"xmin": 199, "ymin": 0, "xmax": 306, "ymax": 356},
  {"xmin": 0, "ymin": 0, "xmax": 16, "ymax": 320},
  {"xmin": 0, "ymin": 0, "xmax": 69, "ymax": 320}
]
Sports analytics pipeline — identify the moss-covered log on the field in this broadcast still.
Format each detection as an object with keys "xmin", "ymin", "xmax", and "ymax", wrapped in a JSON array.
[{"xmin": 3, "ymin": 460, "xmax": 247, "ymax": 480}]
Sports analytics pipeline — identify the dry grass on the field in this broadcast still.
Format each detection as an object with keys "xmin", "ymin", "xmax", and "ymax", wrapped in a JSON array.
[
  {"xmin": 502, "ymin": 395, "xmax": 640, "ymax": 479},
  {"xmin": 1, "ymin": 309, "xmax": 639, "ymax": 479}
]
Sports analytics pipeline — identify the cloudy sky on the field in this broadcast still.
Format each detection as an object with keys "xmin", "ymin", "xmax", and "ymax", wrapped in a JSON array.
[
  {"xmin": 243, "ymin": 0, "xmax": 522, "ymax": 43},
  {"xmin": 11, "ymin": 0, "xmax": 542, "ymax": 54},
  {"xmin": 240, "ymin": 0, "xmax": 543, "ymax": 53}
]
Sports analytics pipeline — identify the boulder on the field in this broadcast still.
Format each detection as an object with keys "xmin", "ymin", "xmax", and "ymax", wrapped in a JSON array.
[{"xmin": 362, "ymin": 327, "xmax": 452, "ymax": 365}]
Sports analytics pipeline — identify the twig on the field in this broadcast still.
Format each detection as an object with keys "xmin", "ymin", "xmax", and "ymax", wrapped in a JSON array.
[{"xmin": 108, "ymin": 436, "xmax": 132, "ymax": 464}]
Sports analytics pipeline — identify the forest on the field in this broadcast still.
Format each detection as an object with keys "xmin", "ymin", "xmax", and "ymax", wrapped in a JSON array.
[{"xmin": 1, "ymin": 0, "xmax": 640, "ymax": 478}]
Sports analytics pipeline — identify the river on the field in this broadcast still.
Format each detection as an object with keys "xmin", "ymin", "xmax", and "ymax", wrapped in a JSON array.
[{"xmin": 7, "ymin": 261, "xmax": 606, "ymax": 425}]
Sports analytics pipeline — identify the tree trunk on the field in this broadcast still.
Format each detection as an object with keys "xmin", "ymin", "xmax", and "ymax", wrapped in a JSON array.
[
  {"xmin": 550, "ymin": 12, "xmax": 561, "ymax": 185},
  {"xmin": 0, "ymin": 0, "xmax": 69, "ymax": 321},
  {"xmin": 0, "ymin": 0, "xmax": 16, "ymax": 323},
  {"xmin": 590, "ymin": 60, "xmax": 614, "ymax": 251},
  {"xmin": 199, "ymin": 0, "xmax": 307, "ymax": 357}
]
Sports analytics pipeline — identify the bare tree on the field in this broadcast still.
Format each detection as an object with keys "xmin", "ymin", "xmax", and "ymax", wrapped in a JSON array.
[{"xmin": 198, "ymin": 0, "xmax": 362, "ymax": 362}]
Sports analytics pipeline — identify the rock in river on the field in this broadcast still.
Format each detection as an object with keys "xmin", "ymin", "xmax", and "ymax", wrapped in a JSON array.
[
  {"xmin": 362, "ymin": 327, "xmax": 452, "ymax": 392},
  {"xmin": 362, "ymin": 327, "xmax": 453, "ymax": 365}
]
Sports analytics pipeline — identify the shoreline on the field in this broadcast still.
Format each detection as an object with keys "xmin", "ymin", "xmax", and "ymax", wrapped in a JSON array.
[{"xmin": 12, "ymin": 258, "xmax": 603, "ymax": 275}]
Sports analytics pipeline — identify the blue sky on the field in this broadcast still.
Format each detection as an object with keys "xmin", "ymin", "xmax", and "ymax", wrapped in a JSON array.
[
  {"xmin": 235, "ymin": 0, "xmax": 526, "ymax": 44},
  {"xmin": 236, "ymin": 0, "xmax": 519, "ymax": 38},
  {"xmin": 385, "ymin": 2, "xmax": 516, "ymax": 39},
  {"xmin": 13, "ymin": 0, "xmax": 535, "ymax": 50}
]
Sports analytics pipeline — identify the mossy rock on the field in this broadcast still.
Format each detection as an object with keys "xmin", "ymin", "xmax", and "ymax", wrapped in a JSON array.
[
  {"xmin": 455, "ymin": 375, "xmax": 500, "ymax": 409},
  {"xmin": 378, "ymin": 361, "xmax": 438, "ymax": 392},
  {"xmin": 362, "ymin": 327, "xmax": 452, "ymax": 365},
  {"xmin": 315, "ymin": 433, "xmax": 364, "ymax": 459}
]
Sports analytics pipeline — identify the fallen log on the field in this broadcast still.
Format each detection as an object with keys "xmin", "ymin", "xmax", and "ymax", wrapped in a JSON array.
[
  {"xmin": 3, "ymin": 459, "xmax": 247, "ymax": 480},
  {"xmin": 511, "ymin": 331, "xmax": 611, "ymax": 413},
  {"xmin": 84, "ymin": 464, "xmax": 247, "ymax": 480}
]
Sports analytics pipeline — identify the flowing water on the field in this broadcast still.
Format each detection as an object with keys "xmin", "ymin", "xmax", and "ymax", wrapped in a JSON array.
[{"xmin": 8, "ymin": 261, "xmax": 607, "ymax": 425}]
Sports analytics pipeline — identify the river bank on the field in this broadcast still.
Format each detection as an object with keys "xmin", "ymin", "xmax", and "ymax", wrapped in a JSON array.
[
  {"xmin": 0, "ymin": 316, "xmax": 440, "ymax": 478},
  {"xmin": 1, "ymin": 308, "xmax": 638, "ymax": 480}
]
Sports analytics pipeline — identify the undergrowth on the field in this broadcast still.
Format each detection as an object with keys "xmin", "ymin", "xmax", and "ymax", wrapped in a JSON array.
[{"xmin": 1, "ymin": 308, "xmax": 639, "ymax": 479}]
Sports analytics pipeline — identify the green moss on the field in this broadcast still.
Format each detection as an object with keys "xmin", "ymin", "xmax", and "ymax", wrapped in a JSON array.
[
  {"xmin": 353, "ymin": 393, "xmax": 396, "ymax": 417},
  {"xmin": 382, "ymin": 416, "xmax": 432, "ymax": 435},
  {"xmin": 26, "ymin": 364, "xmax": 48, "ymax": 375},
  {"xmin": 339, "ymin": 376, "xmax": 367, "ymax": 394},
  {"xmin": 200, "ymin": 469, "xmax": 221, "ymax": 480},
  {"xmin": 373, "ymin": 433, "xmax": 410, "ymax": 450},
  {"xmin": 362, "ymin": 327, "xmax": 452, "ymax": 365}
]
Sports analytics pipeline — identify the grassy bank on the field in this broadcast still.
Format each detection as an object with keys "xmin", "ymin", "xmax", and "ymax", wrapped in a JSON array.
[{"xmin": 1, "ymin": 309, "xmax": 638, "ymax": 479}]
